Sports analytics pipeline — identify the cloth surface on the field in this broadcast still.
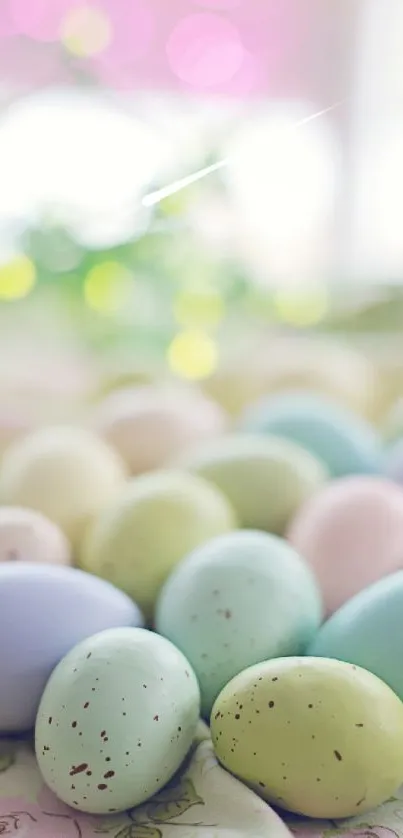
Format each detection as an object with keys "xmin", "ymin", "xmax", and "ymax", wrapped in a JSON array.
[{"xmin": 0, "ymin": 730, "xmax": 402, "ymax": 837}]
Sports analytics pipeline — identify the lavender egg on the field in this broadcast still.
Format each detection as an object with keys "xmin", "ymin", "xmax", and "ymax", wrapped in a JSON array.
[{"xmin": 0, "ymin": 563, "xmax": 142, "ymax": 732}]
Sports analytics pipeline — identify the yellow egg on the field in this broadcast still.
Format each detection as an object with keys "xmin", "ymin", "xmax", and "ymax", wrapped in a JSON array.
[
  {"xmin": 0, "ymin": 427, "xmax": 127, "ymax": 547},
  {"xmin": 211, "ymin": 657, "xmax": 403, "ymax": 819},
  {"xmin": 80, "ymin": 470, "xmax": 236, "ymax": 620}
]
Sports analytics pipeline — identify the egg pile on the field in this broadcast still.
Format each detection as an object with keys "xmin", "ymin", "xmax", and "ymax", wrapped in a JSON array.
[{"xmin": 3, "ymin": 356, "xmax": 403, "ymax": 824}]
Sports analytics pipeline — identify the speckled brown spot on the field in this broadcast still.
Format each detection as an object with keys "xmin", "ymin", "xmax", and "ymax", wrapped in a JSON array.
[
  {"xmin": 48, "ymin": 717, "xmax": 52, "ymax": 725},
  {"xmin": 87, "ymin": 653, "xmax": 92, "ymax": 659},
  {"xmin": 84, "ymin": 702, "xmax": 90, "ymax": 709},
  {"xmin": 334, "ymin": 750, "xmax": 342, "ymax": 761},
  {"xmin": 101, "ymin": 730, "xmax": 106, "ymax": 737},
  {"xmin": 104, "ymin": 770, "xmax": 115, "ymax": 779},
  {"xmin": 235, "ymin": 714, "xmax": 240, "ymax": 720},
  {"xmin": 98, "ymin": 784, "xmax": 108, "ymax": 791},
  {"xmin": 153, "ymin": 715, "xmax": 159, "ymax": 721},
  {"xmin": 355, "ymin": 723, "xmax": 364, "ymax": 727},
  {"xmin": 268, "ymin": 701, "xmax": 275, "ymax": 708},
  {"xmin": 70, "ymin": 763, "xmax": 88, "ymax": 776},
  {"xmin": 72, "ymin": 721, "xmax": 77, "ymax": 728}
]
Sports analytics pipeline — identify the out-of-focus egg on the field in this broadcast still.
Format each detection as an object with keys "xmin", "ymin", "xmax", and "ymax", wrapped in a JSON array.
[
  {"xmin": 176, "ymin": 434, "xmax": 327, "ymax": 534},
  {"xmin": 156, "ymin": 530, "xmax": 322, "ymax": 716},
  {"xmin": 288, "ymin": 476, "xmax": 403, "ymax": 615},
  {"xmin": 384, "ymin": 440, "xmax": 403, "ymax": 485},
  {"xmin": 241, "ymin": 392, "xmax": 382, "ymax": 478},
  {"xmin": 0, "ymin": 426, "xmax": 127, "ymax": 546},
  {"xmin": 91, "ymin": 385, "xmax": 227, "ymax": 475},
  {"xmin": 35, "ymin": 627, "xmax": 200, "ymax": 814},
  {"xmin": 309, "ymin": 571, "xmax": 403, "ymax": 702},
  {"xmin": 0, "ymin": 563, "xmax": 142, "ymax": 732},
  {"xmin": 80, "ymin": 470, "xmax": 236, "ymax": 620},
  {"xmin": 382, "ymin": 399, "xmax": 403, "ymax": 444},
  {"xmin": 0, "ymin": 507, "xmax": 71, "ymax": 565},
  {"xmin": 211, "ymin": 657, "xmax": 403, "ymax": 819}
]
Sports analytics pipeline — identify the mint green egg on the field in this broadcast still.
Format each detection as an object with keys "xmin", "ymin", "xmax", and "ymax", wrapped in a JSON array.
[
  {"xmin": 309, "ymin": 571, "xmax": 403, "ymax": 701},
  {"xmin": 241, "ymin": 392, "xmax": 382, "ymax": 478},
  {"xmin": 156, "ymin": 530, "xmax": 322, "ymax": 717}
]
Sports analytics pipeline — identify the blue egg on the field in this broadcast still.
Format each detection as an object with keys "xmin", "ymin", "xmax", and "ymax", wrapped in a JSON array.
[
  {"xmin": 308, "ymin": 571, "xmax": 403, "ymax": 700},
  {"xmin": 0, "ymin": 563, "xmax": 143, "ymax": 732},
  {"xmin": 240, "ymin": 391, "xmax": 381, "ymax": 478}
]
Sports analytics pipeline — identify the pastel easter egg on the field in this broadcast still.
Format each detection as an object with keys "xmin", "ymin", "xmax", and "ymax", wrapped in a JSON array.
[
  {"xmin": 0, "ymin": 426, "xmax": 127, "ymax": 546},
  {"xmin": 80, "ymin": 470, "xmax": 236, "ymax": 620},
  {"xmin": 91, "ymin": 385, "xmax": 226, "ymax": 475},
  {"xmin": 156, "ymin": 530, "xmax": 322, "ymax": 716},
  {"xmin": 177, "ymin": 434, "xmax": 327, "ymax": 534},
  {"xmin": 35, "ymin": 627, "xmax": 199, "ymax": 813},
  {"xmin": 384, "ymin": 440, "xmax": 403, "ymax": 485},
  {"xmin": 0, "ymin": 563, "xmax": 142, "ymax": 732},
  {"xmin": 288, "ymin": 476, "xmax": 403, "ymax": 615},
  {"xmin": 211, "ymin": 657, "xmax": 403, "ymax": 819},
  {"xmin": 0, "ymin": 507, "xmax": 71, "ymax": 565},
  {"xmin": 241, "ymin": 392, "xmax": 382, "ymax": 478},
  {"xmin": 309, "ymin": 571, "xmax": 403, "ymax": 702}
]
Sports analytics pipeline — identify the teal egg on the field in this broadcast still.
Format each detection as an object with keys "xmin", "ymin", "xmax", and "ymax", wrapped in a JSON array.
[
  {"xmin": 241, "ymin": 392, "xmax": 381, "ymax": 478},
  {"xmin": 308, "ymin": 571, "xmax": 403, "ymax": 700},
  {"xmin": 155, "ymin": 530, "xmax": 322, "ymax": 717}
]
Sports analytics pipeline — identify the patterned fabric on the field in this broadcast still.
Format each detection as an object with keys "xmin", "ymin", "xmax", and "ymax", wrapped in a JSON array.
[{"xmin": 0, "ymin": 732, "xmax": 402, "ymax": 837}]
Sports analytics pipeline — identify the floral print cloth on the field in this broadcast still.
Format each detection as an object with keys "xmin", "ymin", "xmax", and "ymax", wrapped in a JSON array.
[{"xmin": 0, "ymin": 729, "xmax": 402, "ymax": 837}]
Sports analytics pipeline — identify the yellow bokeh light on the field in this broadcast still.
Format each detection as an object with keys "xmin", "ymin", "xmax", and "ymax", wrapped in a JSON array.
[
  {"xmin": 273, "ymin": 288, "xmax": 329, "ymax": 327},
  {"xmin": 84, "ymin": 262, "xmax": 133, "ymax": 314},
  {"xmin": 173, "ymin": 288, "xmax": 224, "ymax": 328},
  {"xmin": 61, "ymin": 6, "xmax": 111, "ymax": 57},
  {"xmin": 167, "ymin": 330, "xmax": 218, "ymax": 380},
  {"xmin": 0, "ymin": 256, "xmax": 36, "ymax": 301}
]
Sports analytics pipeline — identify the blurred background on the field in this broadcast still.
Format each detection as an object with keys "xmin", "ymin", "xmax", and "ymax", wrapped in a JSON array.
[{"xmin": 0, "ymin": 0, "xmax": 402, "ymax": 434}]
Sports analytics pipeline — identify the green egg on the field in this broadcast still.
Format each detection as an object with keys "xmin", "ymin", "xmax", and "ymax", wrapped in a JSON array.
[
  {"xmin": 211, "ymin": 657, "xmax": 403, "ymax": 819},
  {"xmin": 177, "ymin": 434, "xmax": 327, "ymax": 534}
]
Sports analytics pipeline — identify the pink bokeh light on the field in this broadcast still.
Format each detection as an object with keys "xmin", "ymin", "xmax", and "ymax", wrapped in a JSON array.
[
  {"xmin": 166, "ymin": 12, "xmax": 245, "ymax": 89},
  {"xmin": 9, "ymin": 0, "xmax": 81, "ymax": 42},
  {"xmin": 191, "ymin": 0, "xmax": 242, "ymax": 9}
]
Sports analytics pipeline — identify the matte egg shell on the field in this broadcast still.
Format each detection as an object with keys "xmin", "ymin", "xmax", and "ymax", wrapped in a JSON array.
[
  {"xmin": 0, "ymin": 426, "xmax": 127, "ymax": 547},
  {"xmin": 80, "ymin": 470, "xmax": 236, "ymax": 620},
  {"xmin": 211, "ymin": 656, "xmax": 403, "ymax": 819},
  {"xmin": 241, "ymin": 392, "xmax": 382, "ymax": 478},
  {"xmin": 91, "ymin": 385, "xmax": 226, "ymax": 475},
  {"xmin": 0, "ymin": 506, "xmax": 71, "ymax": 565},
  {"xmin": 156, "ymin": 530, "xmax": 322, "ymax": 716},
  {"xmin": 288, "ymin": 476, "xmax": 403, "ymax": 615},
  {"xmin": 309, "ymin": 571, "xmax": 403, "ymax": 701},
  {"xmin": 0, "ymin": 563, "xmax": 142, "ymax": 732},
  {"xmin": 176, "ymin": 434, "xmax": 327, "ymax": 534},
  {"xmin": 35, "ymin": 627, "xmax": 200, "ymax": 814}
]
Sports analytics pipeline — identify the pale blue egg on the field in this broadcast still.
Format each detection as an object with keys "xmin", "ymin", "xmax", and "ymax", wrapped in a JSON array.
[
  {"xmin": 0, "ymin": 563, "xmax": 143, "ymax": 732},
  {"xmin": 241, "ymin": 391, "xmax": 382, "ymax": 478},
  {"xmin": 308, "ymin": 571, "xmax": 403, "ymax": 700},
  {"xmin": 155, "ymin": 530, "xmax": 322, "ymax": 717}
]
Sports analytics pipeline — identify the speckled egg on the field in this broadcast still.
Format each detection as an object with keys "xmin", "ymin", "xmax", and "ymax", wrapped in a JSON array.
[
  {"xmin": 309, "ymin": 571, "xmax": 403, "ymax": 702},
  {"xmin": 211, "ymin": 657, "xmax": 403, "ymax": 819},
  {"xmin": 0, "ymin": 507, "xmax": 71, "ymax": 565},
  {"xmin": 288, "ymin": 476, "xmax": 403, "ymax": 615},
  {"xmin": 176, "ymin": 434, "xmax": 327, "ymax": 534},
  {"xmin": 91, "ymin": 384, "xmax": 226, "ymax": 475},
  {"xmin": 80, "ymin": 470, "xmax": 236, "ymax": 620},
  {"xmin": 241, "ymin": 392, "xmax": 382, "ymax": 478},
  {"xmin": 0, "ymin": 426, "xmax": 127, "ymax": 547},
  {"xmin": 35, "ymin": 627, "xmax": 200, "ymax": 814},
  {"xmin": 0, "ymin": 563, "xmax": 142, "ymax": 732},
  {"xmin": 156, "ymin": 530, "xmax": 322, "ymax": 716}
]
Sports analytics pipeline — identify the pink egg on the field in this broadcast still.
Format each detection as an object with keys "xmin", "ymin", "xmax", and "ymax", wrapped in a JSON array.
[
  {"xmin": 0, "ymin": 507, "xmax": 71, "ymax": 565},
  {"xmin": 288, "ymin": 477, "xmax": 403, "ymax": 615},
  {"xmin": 91, "ymin": 385, "xmax": 227, "ymax": 475}
]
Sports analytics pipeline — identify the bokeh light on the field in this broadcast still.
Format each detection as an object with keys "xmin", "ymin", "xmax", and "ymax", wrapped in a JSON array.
[
  {"xmin": 166, "ymin": 13, "xmax": 245, "ymax": 89},
  {"xmin": 167, "ymin": 330, "xmax": 218, "ymax": 379},
  {"xmin": 61, "ymin": 5, "xmax": 111, "ymax": 57},
  {"xmin": 9, "ymin": 0, "xmax": 78, "ymax": 42},
  {"xmin": 173, "ymin": 287, "xmax": 225, "ymax": 328},
  {"xmin": 83, "ymin": 261, "xmax": 133, "ymax": 314},
  {"xmin": 0, "ymin": 255, "xmax": 36, "ymax": 300}
]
